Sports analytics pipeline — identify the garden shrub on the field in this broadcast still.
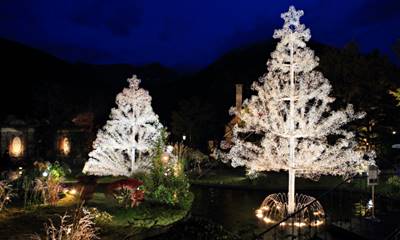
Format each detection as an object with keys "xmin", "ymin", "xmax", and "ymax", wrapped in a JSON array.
[
  {"xmin": 88, "ymin": 208, "xmax": 113, "ymax": 225},
  {"xmin": 141, "ymin": 154, "xmax": 190, "ymax": 208},
  {"xmin": 385, "ymin": 175, "xmax": 400, "ymax": 198},
  {"xmin": 106, "ymin": 178, "xmax": 144, "ymax": 207},
  {"xmin": 0, "ymin": 180, "xmax": 15, "ymax": 211},
  {"xmin": 30, "ymin": 203, "xmax": 98, "ymax": 240},
  {"xmin": 113, "ymin": 187, "xmax": 134, "ymax": 208},
  {"xmin": 152, "ymin": 184, "xmax": 176, "ymax": 206},
  {"xmin": 138, "ymin": 129, "xmax": 190, "ymax": 208},
  {"xmin": 33, "ymin": 176, "xmax": 62, "ymax": 206},
  {"xmin": 387, "ymin": 175, "xmax": 400, "ymax": 190},
  {"xmin": 16, "ymin": 161, "xmax": 66, "ymax": 207}
]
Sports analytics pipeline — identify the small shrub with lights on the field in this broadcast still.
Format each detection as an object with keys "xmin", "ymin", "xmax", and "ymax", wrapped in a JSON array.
[
  {"xmin": 139, "ymin": 130, "xmax": 190, "ymax": 208},
  {"xmin": 13, "ymin": 161, "xmax": 71, "ymax": 207}
]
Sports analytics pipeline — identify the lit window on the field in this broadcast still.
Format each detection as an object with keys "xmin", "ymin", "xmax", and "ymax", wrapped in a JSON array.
[
  {"xmin": 9, "ymin": 136, "xmax": 23, "ymax": 157},
  {"xmin": 60, "ymin": 137, "xmax": 71, "ymax": 156}
]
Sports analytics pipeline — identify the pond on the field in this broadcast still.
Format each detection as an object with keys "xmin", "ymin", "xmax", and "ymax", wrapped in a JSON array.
[{"xmin": 188, "ymin": 185, "xmax": 399, "ymax": 239}]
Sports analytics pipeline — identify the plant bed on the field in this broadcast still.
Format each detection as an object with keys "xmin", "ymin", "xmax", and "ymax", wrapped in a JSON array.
[
  {"xmin": 86, "ymin": 192, "xmax": 194, "ymax": 240},
  {"xmin": 0, "ymin": 190, "xmax": 193, "ymax": 240},
  {"xmin": 0, "ymin": 205, "xmax": 71, "ymax": 238}
]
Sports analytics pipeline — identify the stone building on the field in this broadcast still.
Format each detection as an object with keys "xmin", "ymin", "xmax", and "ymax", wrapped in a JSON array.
[
  {"xmin": 0, "ymin": 117, "xmax": 35, "ymax": 161},
  {"xmin": 55, "ymin": 126, "xmax": 92, "ymax": 167},
  {"xmin": 0, "ymin": 115, "xmax": 92, "ymax": 169}
]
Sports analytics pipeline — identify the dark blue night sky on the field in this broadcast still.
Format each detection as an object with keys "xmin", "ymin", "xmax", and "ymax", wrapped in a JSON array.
[{"xmin": 0, "ymin": 0, "xmax": 399, "ymax": 70}]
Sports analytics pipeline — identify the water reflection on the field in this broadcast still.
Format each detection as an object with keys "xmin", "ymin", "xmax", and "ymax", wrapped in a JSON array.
[{"xmin": 190, "ymin": 185, "xmax": 379, "ymax": 238}]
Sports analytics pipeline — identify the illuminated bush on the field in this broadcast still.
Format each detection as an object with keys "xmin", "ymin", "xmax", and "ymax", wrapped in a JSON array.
[{"xmin": 140, "ymin": 132, "xmax": 190, "ymax": 207}]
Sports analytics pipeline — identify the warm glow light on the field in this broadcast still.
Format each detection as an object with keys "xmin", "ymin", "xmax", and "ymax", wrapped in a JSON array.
[
  {"xmin": 9, "ymin": 136, "xmax": 23, "ymax": 157},
  {"xmin": 161, "ymin": 153, "xmax": 169, "ymax": 165},
  {"xmin": 173, "ymin": 163, "xmax": 182, "ymax": 176},
  {"xmin": 256, "ymin": 193, "xmax": 325, "ymax": 228},
  {"xmin": 393, "ymin": 131, "xmax": 397, "ymax": 135},
  {"xmin": 311, "ymin": 220, "xmax": 324, "ymax": 227},
  {"xmin": 60, "ymin": 137, "xmax": 71, "ymax": 156},
  {"xmin": 263, "ymin": 217, "xmax": 273, "ymax": 224},
  {"xmin": 293, "ymin": 222, "xmax": 307, "ymax": 227},
  {"xmin": 255, "ymin": 209, "xmax": 264, "ymax": 219},
  {"xmin": 69, "ymin": 188, "xmax": 77, "ymax": 195}
]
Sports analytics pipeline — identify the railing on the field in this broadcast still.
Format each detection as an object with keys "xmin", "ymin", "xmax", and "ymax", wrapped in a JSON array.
[{"xmin": 386, "ymin": 226, "xmax": 400, "ymax": 240}]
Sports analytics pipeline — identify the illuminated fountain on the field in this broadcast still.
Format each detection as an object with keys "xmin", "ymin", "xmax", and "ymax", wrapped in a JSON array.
[{"xmin": 255, "ymin": 193, "xmax": 325, "ymax": 228}]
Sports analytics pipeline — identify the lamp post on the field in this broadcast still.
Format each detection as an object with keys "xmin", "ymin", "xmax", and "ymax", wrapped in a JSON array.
[
  {"xmin": 367, "ymin": 165, "xmax": 379, "ymax": 221},
  {"xmin": 175, "ymin": 135, "xmax": 186, "ymax": 174}
]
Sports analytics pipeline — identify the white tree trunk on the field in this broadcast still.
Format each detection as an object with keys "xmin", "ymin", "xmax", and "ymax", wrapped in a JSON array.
[
  {"xmin": 288, "ymin": 167, "xmax": 296, "ymax": 213},
  {"xmin": 288, "ymin": 37, "xmax": 296, "ymax": 214}
]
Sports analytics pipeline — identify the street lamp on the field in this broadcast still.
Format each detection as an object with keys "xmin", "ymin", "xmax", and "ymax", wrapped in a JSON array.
[{"xmin": 367, "ymin": 165, "xmax": 379, "ymax": 221}]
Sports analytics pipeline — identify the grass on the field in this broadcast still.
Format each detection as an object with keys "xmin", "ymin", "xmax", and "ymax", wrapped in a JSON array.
[{"xmin": 87, "ymin": 192, "xmax": 194, "ymax": 239}]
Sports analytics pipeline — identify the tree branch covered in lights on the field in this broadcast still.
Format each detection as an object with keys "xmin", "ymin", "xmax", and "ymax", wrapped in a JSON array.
[
  {"xmin": 223, "ymin": 6, "xmax": 375, "ymax": 180},
  {"xmin": 83, "ymin": 75, "xmax": 163, "ymax": 176}
]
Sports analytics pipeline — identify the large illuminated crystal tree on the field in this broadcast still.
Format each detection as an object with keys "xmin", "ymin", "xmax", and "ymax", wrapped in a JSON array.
[
  {"xmin": 225, "ymin": 6, "xmax": 374, "ymax": 213},
  {"xmin": 83, "ymin": 75, "xmax": 162, "ymax": 176}
]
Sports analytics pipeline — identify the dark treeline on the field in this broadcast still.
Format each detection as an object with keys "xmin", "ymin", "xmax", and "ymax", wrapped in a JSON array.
[{"xmin": 1, "ymin": 38, "xmax": 399, "ymax": 167}]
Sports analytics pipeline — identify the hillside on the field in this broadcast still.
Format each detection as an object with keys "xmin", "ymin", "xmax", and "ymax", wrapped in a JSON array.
[
  {"xmin": 0, "ymin": 38, "xmax": 178, "ymax": 124},
  {"xmin": 1, "ymin": 38, "xmax": 399, "ymax": 155}
]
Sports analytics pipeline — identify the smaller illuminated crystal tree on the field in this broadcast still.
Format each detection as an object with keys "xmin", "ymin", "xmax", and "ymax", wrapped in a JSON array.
[
  {"xmin": 83, "ymin": 75, "xmax": 162, "ymax": 176},
  {"xmin": 224, "ymin": 6, "xmax": 375, "ymax": 213}
]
